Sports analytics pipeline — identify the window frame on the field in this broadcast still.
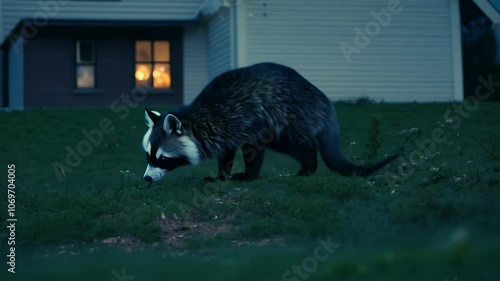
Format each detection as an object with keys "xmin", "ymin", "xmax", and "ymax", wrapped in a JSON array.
[
  {"xmin": 75, "ymin": 40, "xmax": 96, "ymax": 89},
  {"xmin": 134, "ymin": 40, "xmax": 172, "ymax": 90}
]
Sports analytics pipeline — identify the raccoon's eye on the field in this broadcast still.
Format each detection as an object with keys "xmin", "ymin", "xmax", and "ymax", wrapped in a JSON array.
[{"xmin": 159, "ymin": 156, "xmax": 167, "ymax": 161}]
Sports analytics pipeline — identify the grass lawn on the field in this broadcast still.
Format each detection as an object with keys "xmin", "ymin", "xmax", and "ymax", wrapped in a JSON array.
[{"xmin": 0, "ymin": 102, "xmax": 499, "ymax": 280}]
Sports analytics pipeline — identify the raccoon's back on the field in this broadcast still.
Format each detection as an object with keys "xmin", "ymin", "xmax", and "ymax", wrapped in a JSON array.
[{"xmin": 187, "ymin": 63, "xmax": 334, "ymax": 154}]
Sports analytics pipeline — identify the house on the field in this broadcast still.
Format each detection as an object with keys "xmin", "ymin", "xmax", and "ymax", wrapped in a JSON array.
[
  {"xmin": 0, "ymin": 0, "xmax": 471, "ymax": 109},
  {"xmin": 0, "ymin": 0, "xmax": 207, "ymax": 109}
]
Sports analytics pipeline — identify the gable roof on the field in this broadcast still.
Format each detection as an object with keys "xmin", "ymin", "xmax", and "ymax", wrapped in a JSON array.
[
  {"xmin": 474, "ymin": 0, "xmax": 500, "ymax": 28},
  {"xmin": 0, "ymin": 19, "xmax": 198, "ymax": 48},
  {"xmin": 0, "ymin": 0, "xmax": 205, "ymax": 46}
]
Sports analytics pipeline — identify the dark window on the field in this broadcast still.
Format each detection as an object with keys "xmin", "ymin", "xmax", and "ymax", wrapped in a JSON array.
[
  {"xmin": 76, "ymin": 40, "xmax": 95, "ymax": 88},
  {"xmin": 135, "ymin": 40, "xmax": 171, "ymax": 89}
]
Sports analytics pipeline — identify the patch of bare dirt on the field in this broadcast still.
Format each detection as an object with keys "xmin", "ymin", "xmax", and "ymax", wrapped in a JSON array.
[{"xmin": 157, "ymin": 218, "xmax": 235, "ymax": 248}]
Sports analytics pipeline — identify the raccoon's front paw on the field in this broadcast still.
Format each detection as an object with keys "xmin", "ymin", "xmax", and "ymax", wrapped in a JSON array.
[
  {"xmin": 203, "ymin": 173, "xmax": 229, "ymax": 182},
  {"xmin": 203, "ymin": 176, "xmax": 217, "ymax": 182},
  {"xmin": 230, "ymin": 172, "xmax": 253, "ymax": 181}
]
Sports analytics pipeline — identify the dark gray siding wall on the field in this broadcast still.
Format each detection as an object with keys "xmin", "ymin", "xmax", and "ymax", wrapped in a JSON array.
[{"xmin": 24, "ymin": 37, "xmax": 74, "ymax": 107}]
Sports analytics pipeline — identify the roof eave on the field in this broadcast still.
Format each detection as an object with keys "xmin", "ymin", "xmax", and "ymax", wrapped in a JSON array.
[{"xmin": 1, "ymin": 18, "xmax": 200, "ymax": 48}]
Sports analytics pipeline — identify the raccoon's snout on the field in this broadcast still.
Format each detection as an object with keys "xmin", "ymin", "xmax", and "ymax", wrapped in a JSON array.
[{"xmin": 143, "ymin": 165, "xmax": 166, "ymax": 182}]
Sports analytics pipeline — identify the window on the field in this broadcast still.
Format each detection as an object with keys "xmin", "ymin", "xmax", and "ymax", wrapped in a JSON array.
[
  {"xmin": 76, "ymin": 40, "xmax": 95, "ymax": 88},
  {"xmin": 135, "ymin": 40, "xmax": 171, "ymax": 89}
]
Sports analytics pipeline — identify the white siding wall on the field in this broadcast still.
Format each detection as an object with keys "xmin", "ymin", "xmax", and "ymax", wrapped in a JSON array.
[
  {"xmin": 207, "ymin": 7, "xmax": 231, "ymax": 79},
  {"xmin": 0, "ymin": 0, "xmax": 4, "ymax": 40},
  {"xmin": 244, "ymin": 0, "xmax": 456, "ymax": 102},
  {"xmin": 8, "ymin": 37, "xmax": 23, "ymax": 109},
  {"xmin": 1, "ymin": 0, "xmax": 203, "ymax": 43},
  {"xmin": 183, "ymin": 24, "xmax": 209, "ymax": 104}
]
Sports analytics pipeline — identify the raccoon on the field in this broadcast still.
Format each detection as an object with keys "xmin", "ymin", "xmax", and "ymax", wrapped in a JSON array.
[{"xmin": 142, "ymin": 62, "xmax": 398, "ymax": 182}]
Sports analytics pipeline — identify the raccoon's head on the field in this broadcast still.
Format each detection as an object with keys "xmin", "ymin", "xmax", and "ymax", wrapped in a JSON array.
[{"xmin": 142, "ymin": 109, "xmax": 200, "ymax": 182}]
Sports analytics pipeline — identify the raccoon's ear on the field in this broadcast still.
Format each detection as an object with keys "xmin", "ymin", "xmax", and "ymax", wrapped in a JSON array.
[
  {"xmin": 145, "ymin": 109, "xmax": 160, "ymax": 127},
  {"xmin": 163, "ymin": 114, "xmax": 182, "ymax": 135}
]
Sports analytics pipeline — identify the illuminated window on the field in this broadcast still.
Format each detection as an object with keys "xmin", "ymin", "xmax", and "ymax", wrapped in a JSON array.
[
  {"xmin": 76, "ymin": 40, "xmax": 95, "ymax": 88},
  {"xmin": 135, "ymin": 40, "xmax": 171, "ymax": 89}
]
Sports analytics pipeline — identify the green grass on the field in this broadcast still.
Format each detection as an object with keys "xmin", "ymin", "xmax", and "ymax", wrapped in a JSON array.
[{"xmin": 0, "ymin": 102, "xmax": 499, "ymax": 280}]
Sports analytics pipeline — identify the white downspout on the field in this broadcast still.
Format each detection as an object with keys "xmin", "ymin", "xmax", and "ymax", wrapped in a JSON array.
[
  {"xmin": 229, "ymin": 0, "xmax": 247, "ymax": 68},
  {"xmin": 450, "ymin": 0, "xmax": 464, "ymax": 102}
]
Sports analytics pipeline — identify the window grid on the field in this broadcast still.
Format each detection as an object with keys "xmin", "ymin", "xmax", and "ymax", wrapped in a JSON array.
[{"xmin": 135, "ymin": 40, "xmax": 171, "ymax": 89}]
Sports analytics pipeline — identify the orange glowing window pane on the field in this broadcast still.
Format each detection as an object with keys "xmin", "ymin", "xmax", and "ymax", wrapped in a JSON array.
[
  {"xmin": 135, "ymin": 64, "xmax": 152, "ymax": 88},
  {"xmin": 153, "ymin": 63, "xmax": 171, "ymax": 88},
  {"xmin": 135, "ymin": 41, "xmax": 151, "ymax": 62},
  {"xmin": 154, "ymin": 41, "xmax": 170, "ymax": 62}
]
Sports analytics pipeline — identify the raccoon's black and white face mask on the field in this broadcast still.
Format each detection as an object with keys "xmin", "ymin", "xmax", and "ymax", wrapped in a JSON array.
[{"xmin": 142, "ymin": 109, "xmax": 200, "ymax": 182}]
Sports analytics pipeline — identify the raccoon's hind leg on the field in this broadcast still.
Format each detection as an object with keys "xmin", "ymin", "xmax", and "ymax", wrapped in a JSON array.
[
  {"xmin": 231, "ymin": 144, "xmax": 265, "ymax": 181},
  {"xmin": 204, "ymin": 149, "xmax": 236, "ymax": 182},
  {"xmin": 268, "ymin": 138, "xmax": 318, "ymax": 176},
  {"xmin": 290, "ymin": 144, "xmax": 318, "ymax": 176}
]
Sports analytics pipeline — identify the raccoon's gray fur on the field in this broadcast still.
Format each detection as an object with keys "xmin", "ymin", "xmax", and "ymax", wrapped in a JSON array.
[{"xmin": 142, "ymin": 62, "xmax": 398, "ymax": 182}]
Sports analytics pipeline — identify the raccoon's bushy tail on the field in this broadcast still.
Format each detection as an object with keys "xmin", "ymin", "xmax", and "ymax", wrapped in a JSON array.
[{"xmin": 319, "ymin": 116, "xmax": 399, "ymax": 177}]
